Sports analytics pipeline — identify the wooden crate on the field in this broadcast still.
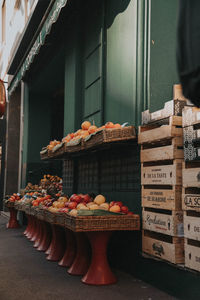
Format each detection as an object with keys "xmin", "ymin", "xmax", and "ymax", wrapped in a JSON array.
[
  {"xmin": 185, "ymin": 238, "xmax": 200, "ymax": 272},
  {"xmin": 143, "ymin": 208, "xmax": 183, "ymax": 237},
  {"xmin": 140, "ymin": 137, "xmax": 183, "ymax": 163},
  {"xmin": 142, "ymin": 230, "xmax": 184, "ymax": 264},
  {"xmin": 182, "ymin": 161, "xmax": 200, "ymax": 188},
  {"xmin": 173, "ymin": 84, "xmax": 189, "ymax": 102},
  {"xmin": 183, "ymin": 142, "xmax": 200, "ymax": 161},
  {"xmin": 142, "ymin": 100, "xmax": 187, "ymax": 125},
  {"xmin": 138, "ymin": 116, "xmax": 183, "ymax": 144},
  {"xmin": 141, "ymin": 159, "xmax": 183, "ymax": 186},
  {"xmin": 142, "ymin": 185, "xmax": 182, "ymax": 210},
  {"xmin": 182, "ymin": 106, "xmax": 200, "ymax": 128},
  {"xmin": 184, "ymin": 211, "xmax": 200, "ymax": 241},
  {"xmin": 182, "ymin": 187, "xmax": 200, "ymax": 212},
  {"xmin": 183, "ymin": 124, "xmax": 200, "ymax": 144}
]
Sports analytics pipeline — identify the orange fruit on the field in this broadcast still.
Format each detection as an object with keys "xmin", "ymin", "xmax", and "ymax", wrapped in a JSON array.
[
  {"xmin": 88, "ymin": 125, "xmax": 97, "ymax": 134},
  {"xmin": 105, "ymin": 122, "xmax": 114, "ymax": 129},
  {"xmin": 114, "ymin": 123, "xmax": 121, "ymax": 129},
  {"xmin": 81, "ymin": 121, "xmax": 91, "ymax": 130}
]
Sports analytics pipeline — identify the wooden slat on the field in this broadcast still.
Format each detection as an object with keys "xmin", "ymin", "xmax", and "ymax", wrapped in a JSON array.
[
  {"xmin": 184, "ymin": 212, "xmax": 200, "ymax": 241},
  {"xmin": 185, "ymin": 239, "xmax": 200, "ymax": 272},
  {"xmin": 182, "ymin": 166, "xmax": 200, "ymax": 188},
  {"xmin": 143, "ymin": 208, "xmax": 183, "ymax": 236},
  {"xmin": 141, "ymin": 160, "xmax": 183, "ymax": 185},
  {"xmin": 142, "ymin": 186, "xmax": 182, "ymax": 210},
  {"xmin": 142, "ymin": 230, "xmax": 184, "ymax": 264},
  {"xmin": 182, "ymin": 188, "xmax": 200, "ymax": 212}
]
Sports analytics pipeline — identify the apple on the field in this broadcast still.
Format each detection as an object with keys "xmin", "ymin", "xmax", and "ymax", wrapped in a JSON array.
[
  {"xmin": 109, "ymin": 205, "xmax": 121, "ymax": 213},
  {"xmin": 115, "ymin": 201, "xmax": 123, "ymax": 208},
  {"xmin": 109, "ymin": 201, "xmax": 116, "ymax": 207},
  {"xmin": 127, "ymin": 211, "xmax": 134, "ymax": 215},
  {"xmin": 94, "ymin": 194, "xmax": 106, "ymax": 205},
  {"xmin": 81, "ymin": 194, "xmax": 91, "ymax": 203},
  {"xmin": 121, "ymin": 206, "xmax": 129, "ymax": 214},
  {"xmin": 68, "ymin": 201, "xmax": 77, "ymax": 209}
]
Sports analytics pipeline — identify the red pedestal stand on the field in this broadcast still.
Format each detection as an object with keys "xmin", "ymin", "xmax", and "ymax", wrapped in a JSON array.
[
  {"xmin": 46, "ymin": 224, "xmax": 65, "ymax": 261},
  {"xmin": 68, "ymin": 232, "xmax": 90, "ymax": 276},
  {"xmin": 30, "ymin": 218, "xmax": 40, "ymax": 242},
  {"xmin": 6, "ymin": 207, "xmax": 20, "ymax": 229},
  {"xmin": 37, "ymin": 221, "xmax": 51, "ymax": 252},
  {"xmin": 27, "ymin": 216, "xmax": 36, "ymax": 239},
  {"xmin": 24, "ymin": 215, "xmax": 31, "ymax": 236},
  {"xmin": 58, "ymin": 229, "xmax": 76, "ymax": 267},
  {"xmin": 33, "ymin": 220, "xmax": 43, "ymax": 248},
  {"xmin": 82, "ymin": 231, "xmax": 117, "ymax": 285}
]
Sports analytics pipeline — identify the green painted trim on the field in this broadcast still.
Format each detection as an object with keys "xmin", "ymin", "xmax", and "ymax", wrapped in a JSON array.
[{"xmin": 8, "ymin": 0, "xmax": 68, "ymax": 97}]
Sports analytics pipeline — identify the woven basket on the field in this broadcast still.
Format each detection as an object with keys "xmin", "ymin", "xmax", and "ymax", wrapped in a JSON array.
[
  {"xmin": 65, "ymin": 138, "xmax": 83, "ymax": 153},
  {"xmin": 65, "ymin": 214, "xmax": 140, "ymax": 232},
  {"xmin": 5, "ymin": 201, "xmax": 15, "ymax": 208},
  {"xmin": 54, "ymin": 212, "xmax": 66, "ymax": 226},
  {"xmin": 52, "ymin": 142, "xmax": 65, "ymax": 158},
  {"xmin": 14, "ymin": 202, "xmax": 21, "ymax": 210},
  {"xmin": 84, "ymin": 126, "xmax": 136, "ymax": 150},
  {"xmin": 44, "ymin": 210, "xmax": 56, "ymax": 224},
  {"xmin": 40, "ymin": 148, "xmax": 49, "ymax": 160},
  {"xmin": 35, "ymin": 207, "xmax": 45, "ymax": 221},
  {"xmin": 24, "ymin": 205, "xmax": 31, "ymax": 215},
  {"xmin": 29, "ymin": 206, "xmax": 36, "ymax": 216}
]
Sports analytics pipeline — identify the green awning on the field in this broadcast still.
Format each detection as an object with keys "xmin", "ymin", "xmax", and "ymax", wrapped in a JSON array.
[{"xmin": 8, "ymin": 0, "xmax": 68, "ymax": 97}]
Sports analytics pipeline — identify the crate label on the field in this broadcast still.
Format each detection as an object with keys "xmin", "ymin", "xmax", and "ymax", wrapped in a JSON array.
[
  {"xmin": 143, "ymin": 191, "xmax": 174, "ymax": 203},
  {"xmin": 151, "ymin": 110, "xmax": 162, "ymax": 120},
  {"xmin": 183, "ymin": 194, "xmax": 200, "ymax": 208},
  {"xmin": 197, "ymin": 112, "xmax": 200, "ymax": 121},
  {"xmin": 152, "ymin": 242, "xmax": 165, "ymax": 257},
  {"xmin": 142, "ymin": 166, "xmax": 177, "ymax": 185}
]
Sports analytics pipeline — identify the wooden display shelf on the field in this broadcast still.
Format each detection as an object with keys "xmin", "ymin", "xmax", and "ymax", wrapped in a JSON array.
[
  {"xmin": 140, "ymin": 137, "xmax": 183, "ymax": 163},
  {"xmin": 138, "ymin": 116, "xmax": 183, "ymax": 145},
  {"xmin": 184, "ymin": 238, "xmax": 200, "ymax": 272},
  {"xmin": 142, "ymin": 99, "xmax": 187, "ymax": 125},
  {"xmin": 142, "ymin": 208, "xmax": 183, "ymax": 237},
  {"xmin": 142, "ymin": 185, "xmax": 182, "ymax": 210},
  {"xmin": 141, "ymin": 159, "xmax": 183, "ymax": 186},
  {"xmin": 142, "ymin": 230, "xmax": 184, "ymax": 264}
]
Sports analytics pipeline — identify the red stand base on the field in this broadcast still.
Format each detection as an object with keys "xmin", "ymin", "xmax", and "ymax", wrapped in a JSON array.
[
  {"xmin": 24, "ymin": 215, "xmax": 31, "ymax": 236},
  {"xmin": 27, "ymin": 217, "xmax": 36, "ymax": 240},
  {"xmin": 30, "ymin": 218, "xmax": 40, "ymax": 242},
  {"xmin": 37, "ymin": 221, "xmax": 51, "ymax": 252},
  {"xmin": 68, "ymin": 232, "xmax": 90, "ymax": 276},
  {"xmin": 33, "ymin": 220, "xmax": 43, "ymax": 248},
  {"xmin": 46, "ymin": 224, "xmax": 65, "ymax": 261},
  {"xmin": 6, "ymin": 207, "xmax": 20, "ymax": 229},
  {"xmin": 82, "ymin": 231, "xmax": 117, "ymax": 286},
  {"xmin": 58, "ymin": 229, "xmax": 76, "ymax": 267}
]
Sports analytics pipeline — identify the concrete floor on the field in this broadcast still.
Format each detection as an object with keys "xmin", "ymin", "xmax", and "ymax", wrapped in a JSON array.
[{"xmin": 0, "ymin": 214, "xmax": 178, "ymax": 300}]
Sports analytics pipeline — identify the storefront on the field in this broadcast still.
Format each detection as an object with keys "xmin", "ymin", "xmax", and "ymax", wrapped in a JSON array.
[{"xmin": 5, "ymin": 0, "xmax": 200, "ymax": 298}]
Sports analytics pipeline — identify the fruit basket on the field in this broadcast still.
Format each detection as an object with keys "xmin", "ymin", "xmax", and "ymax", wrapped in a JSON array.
[
  {"xmin": 35, "ymin": 207, "xmax": 45, "ymax": 221},
  {"xmin": 84, "ymin": 126, "xmax": 136, "ymax": 150},
  {"xmin": 65, "ymin": 137, "xmax": 83, "ymax": 153},
  {"xmin": 24, "ymin": 204, "xmax": 31, "ymax": 215},
  {"xmin": 44, "ymin": 210, "xmax": 56, "ymax": 224},
  {"xmin": 54, "ymin": 212, "xmax": 66, "ymax": 226},
  {"xmin": 4, "ymin": 200, "xmax": 15, "ymax": 208},
  {"xmin": 65, "ymin": 213, "xmax": 140, "ymax": 232},
  {"xmin": 14, "ymin": 202, "xmax": 23, "ymax": 210},
  {"xmin": 51, "ymin": 142, "xmax": 65, "ymax": 158},
  {"xmin": 29, "ymin": 206, "xmax": 36, "ymax": 216},
  {"xmin": 40, "ymin": 147, "xmax": 49, "ymax": 160}
]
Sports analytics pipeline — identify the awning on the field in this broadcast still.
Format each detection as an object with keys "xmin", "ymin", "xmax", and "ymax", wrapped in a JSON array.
[{"xmin": 8, "ymin": 0, "xmax": 68, "ymax": 97}]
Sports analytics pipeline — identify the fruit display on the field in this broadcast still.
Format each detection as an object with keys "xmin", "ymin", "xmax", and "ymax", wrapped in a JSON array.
[{"xmin": 6, "ymin": 193, "xmax": 21, "ymax": 202}]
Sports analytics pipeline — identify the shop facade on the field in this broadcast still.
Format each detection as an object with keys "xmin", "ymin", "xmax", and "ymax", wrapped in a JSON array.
[{"xmin": 2, "ymin": 0, "xmax": 200, "ymax": 298}]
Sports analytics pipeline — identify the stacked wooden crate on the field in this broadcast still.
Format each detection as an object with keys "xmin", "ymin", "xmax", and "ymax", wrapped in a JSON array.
[
  {"xmin": 139, "ymin": 99, "xmax": 186, "ymax": 264},
  {"xmin": 182, "ymin": 106, "xmax": 200, "ymax": 272}
]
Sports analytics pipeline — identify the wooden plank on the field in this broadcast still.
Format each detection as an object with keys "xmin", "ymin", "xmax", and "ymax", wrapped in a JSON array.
[
  {"xmin": 138, "ymin": 122, "xmax": 183, "ymax": 145},
  {"xmin": 182, "ymin": 106, "xmax": 200, "ymax": 127},
  {"xmin": 141, "ymin": 138, "xmax": 183, "ymax": 162},
  {"xmin": 185, "ymin": 238, "xmax": 200, "ymax": 272},
  {"xmin": 142, "ymin": 186, "xmax": 182, "ymax": 210},
  {"xmin": 143, "ymin": 208, "xmax": 183, "ymax": 236},
  {"xmin": 142, "ymin": 230, "xmax": 184, "ymax": 264},
  {"xmin": 184, "ymin": 211, "xmax": 200, "ymax": 241},
  {"xmin": 182, "ymin": 166, "xmax": 200, "ymax": 188},
  {"xmin": 142, "ymin": 100, "xmax": 186, "ymax": 125},
  {"xmin": 182, "ymin": 187, "xmax": 200, "ymax": 212},
  {"xmin": 141, "ymin": 160, "xmax": 183, "ymax": 185}
]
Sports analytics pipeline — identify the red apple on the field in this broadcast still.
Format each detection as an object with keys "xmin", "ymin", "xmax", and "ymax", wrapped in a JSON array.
[
  {"xmin": 121, "ymin": 206, "xmax": 129, "ymax": 214},
  {"xmin": 68, "ymin": 202, "xmax": 77, "ymax": 209},
  {"xmin": 127, "ymin": 211, "xmax": 134, "ymax": 215},
  {"xmin": 82, "ymin": 194, "xmax": 91, "ymax": 203},
  {"xmin": 73, "ymin": 194, "xmax": 82, "ymax": 203},
  {"xmin": 69, "ymin": 194, "xmax": 77, "ymax": 201},
  {"xmin": 109, "ymin": 201, "xmax": 116, "ymax": 207},
  {"xmin": 115, "ymin": 201, "xmax": 123, "ymax": 208}
]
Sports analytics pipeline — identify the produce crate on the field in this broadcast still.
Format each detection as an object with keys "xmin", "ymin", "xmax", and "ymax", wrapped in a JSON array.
[
  {"xmin": 142, "ymin": 185, "xmax": 182, "ymax": 210},
  {"xmin": 141, "ymin": 159, "xmax": 183, "ymax": 186},
  {"xmin": 143, "ymin": 208, "xmax": 183, "ymax": 237},
  {"xmin": 182, "ymin": 161, "xmax": 200, "ymax": 188},
  {"xmin": 44, "ymin": 210, "xmax": 56, "ymax": 224},
  {"xmin": 183, "ymin": 124, "xmax": 200, "ymax": 144},
  {"xmin": 183, "ymin": 142, "xmax": 200, "ymax": 161},
  {"xmin": 140, "ymin": 137, "xmax": 183, "ymax": 163},
  {"xmin": 55, "ymin": 212, "xmax": 66, "ymax": 226},
  {"xmin": 65, "ymin": 214, "xmax": 140, "ymax": 232},
  {"xmin": 182, "ymin": 187, "xmax": 200, "ymax": 212},
  {"xmin": 184, "ymin": 210, "xmax": 200, "ymax": 241},
  {"xmin": 40, "ymin": 148, "xmax": 49, "ymax": 160},
  {"xmin": 138, "ymin": 116, "xmax": 183, "ymax": 144},
  {"xmin": 65, "ymin": 137, "xmax": 83, "ymax": 153},
  {"xmin": 182, "ymin": 106, "xmax": 200, "ymax": 127},
  {"xmin": 142, "ymin": 100, "xmax": 186, "ymax": 125},
  {"xmin": 142, "ymin": 230, "xmax": 184, "ymax": 264},
  {"xmin": 84, "ymin": 126, "xmax": 136, "ymax": 150},
  {"xmin": 184, "ymin": 238, "xmax": 200, "ymax": 272}
]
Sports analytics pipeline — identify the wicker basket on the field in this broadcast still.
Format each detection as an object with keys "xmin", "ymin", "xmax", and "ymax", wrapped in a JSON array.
[
  {"xmin": 35, "ymin": 207, "xmax": 45, "ymax": 221},
  {"xmin": 65, "ymin": 138, "xmax": 83, "ymax": 153},
  {"xmin": 44, "ymin": 210, "xmax": 56, "ymax": 224},
  {"xmin": 4, "ymin": 201, "xmax": 15, "ymax": 208},
  {"xmin": 84, "ymin": 126, "xmax": 136, "ymax": 150},
  {"xmin": 65, "ymin": 214, "xmax": 140, "ymax": 232},
  {"xmin": 40, "ymin": 148, "xmax": 49, "ymax": 160},
  {"xmin": 52, "ymin": 142, "xmax": 65, "ymax": 158},
  {"xmin": 54, "ymin": 212, "xmax": 66, "ymax": 226},
  {"xmin": 29, "ymin": 206, "xmax": 36, "ymax": 216},
  {"xmin": 24, "ymin": 205, "xmax": 31, "ymax": 215},
  {"xmin": 14, "ymin": 202, "xmax": 21, "ymax": 210}
]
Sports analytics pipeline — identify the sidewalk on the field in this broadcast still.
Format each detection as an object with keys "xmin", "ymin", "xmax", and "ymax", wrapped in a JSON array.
[{"xmin": 0, "ymin": 215, "xmax": 177, "ymax": 300}]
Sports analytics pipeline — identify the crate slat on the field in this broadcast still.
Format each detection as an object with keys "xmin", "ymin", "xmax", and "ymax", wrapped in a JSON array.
[
  {"xmin": 184, "ymin": 211, "xmax": 200, "ymax": 241},
  {"xmin": 182, "ymin": 187, "xmax": 200, "ymax": 212},
  {"xmin": 143, "ymin": 208, "xmax": 183, "ymax": 237},
  {"xmin": 142, "ymin": 230, "xmax": 184, "ymax": 264},
  {"xmin": 182, "ymin": 162, "xmax": 200, "ymax": 187},
  {"xmin": 184, "ymin": 238, "xmax": 200, "ymax": 272},
  {"xmin": 182, "ymin": 106, "xmax": 200, "ymax": 127}
]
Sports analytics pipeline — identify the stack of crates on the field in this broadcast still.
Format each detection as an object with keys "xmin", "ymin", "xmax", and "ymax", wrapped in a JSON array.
[
  {"xmin": 139, "ymin": 99, "xmax": 187, "ymax": 265},
  {"xmin": 182, "ymin": 106, "xmax": 200, "ymax": 272}
]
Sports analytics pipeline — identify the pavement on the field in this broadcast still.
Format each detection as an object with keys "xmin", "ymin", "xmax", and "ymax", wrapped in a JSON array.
[{"xmin": 0, "ymin": 214, "xmax": 177, "ymax": 300}]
